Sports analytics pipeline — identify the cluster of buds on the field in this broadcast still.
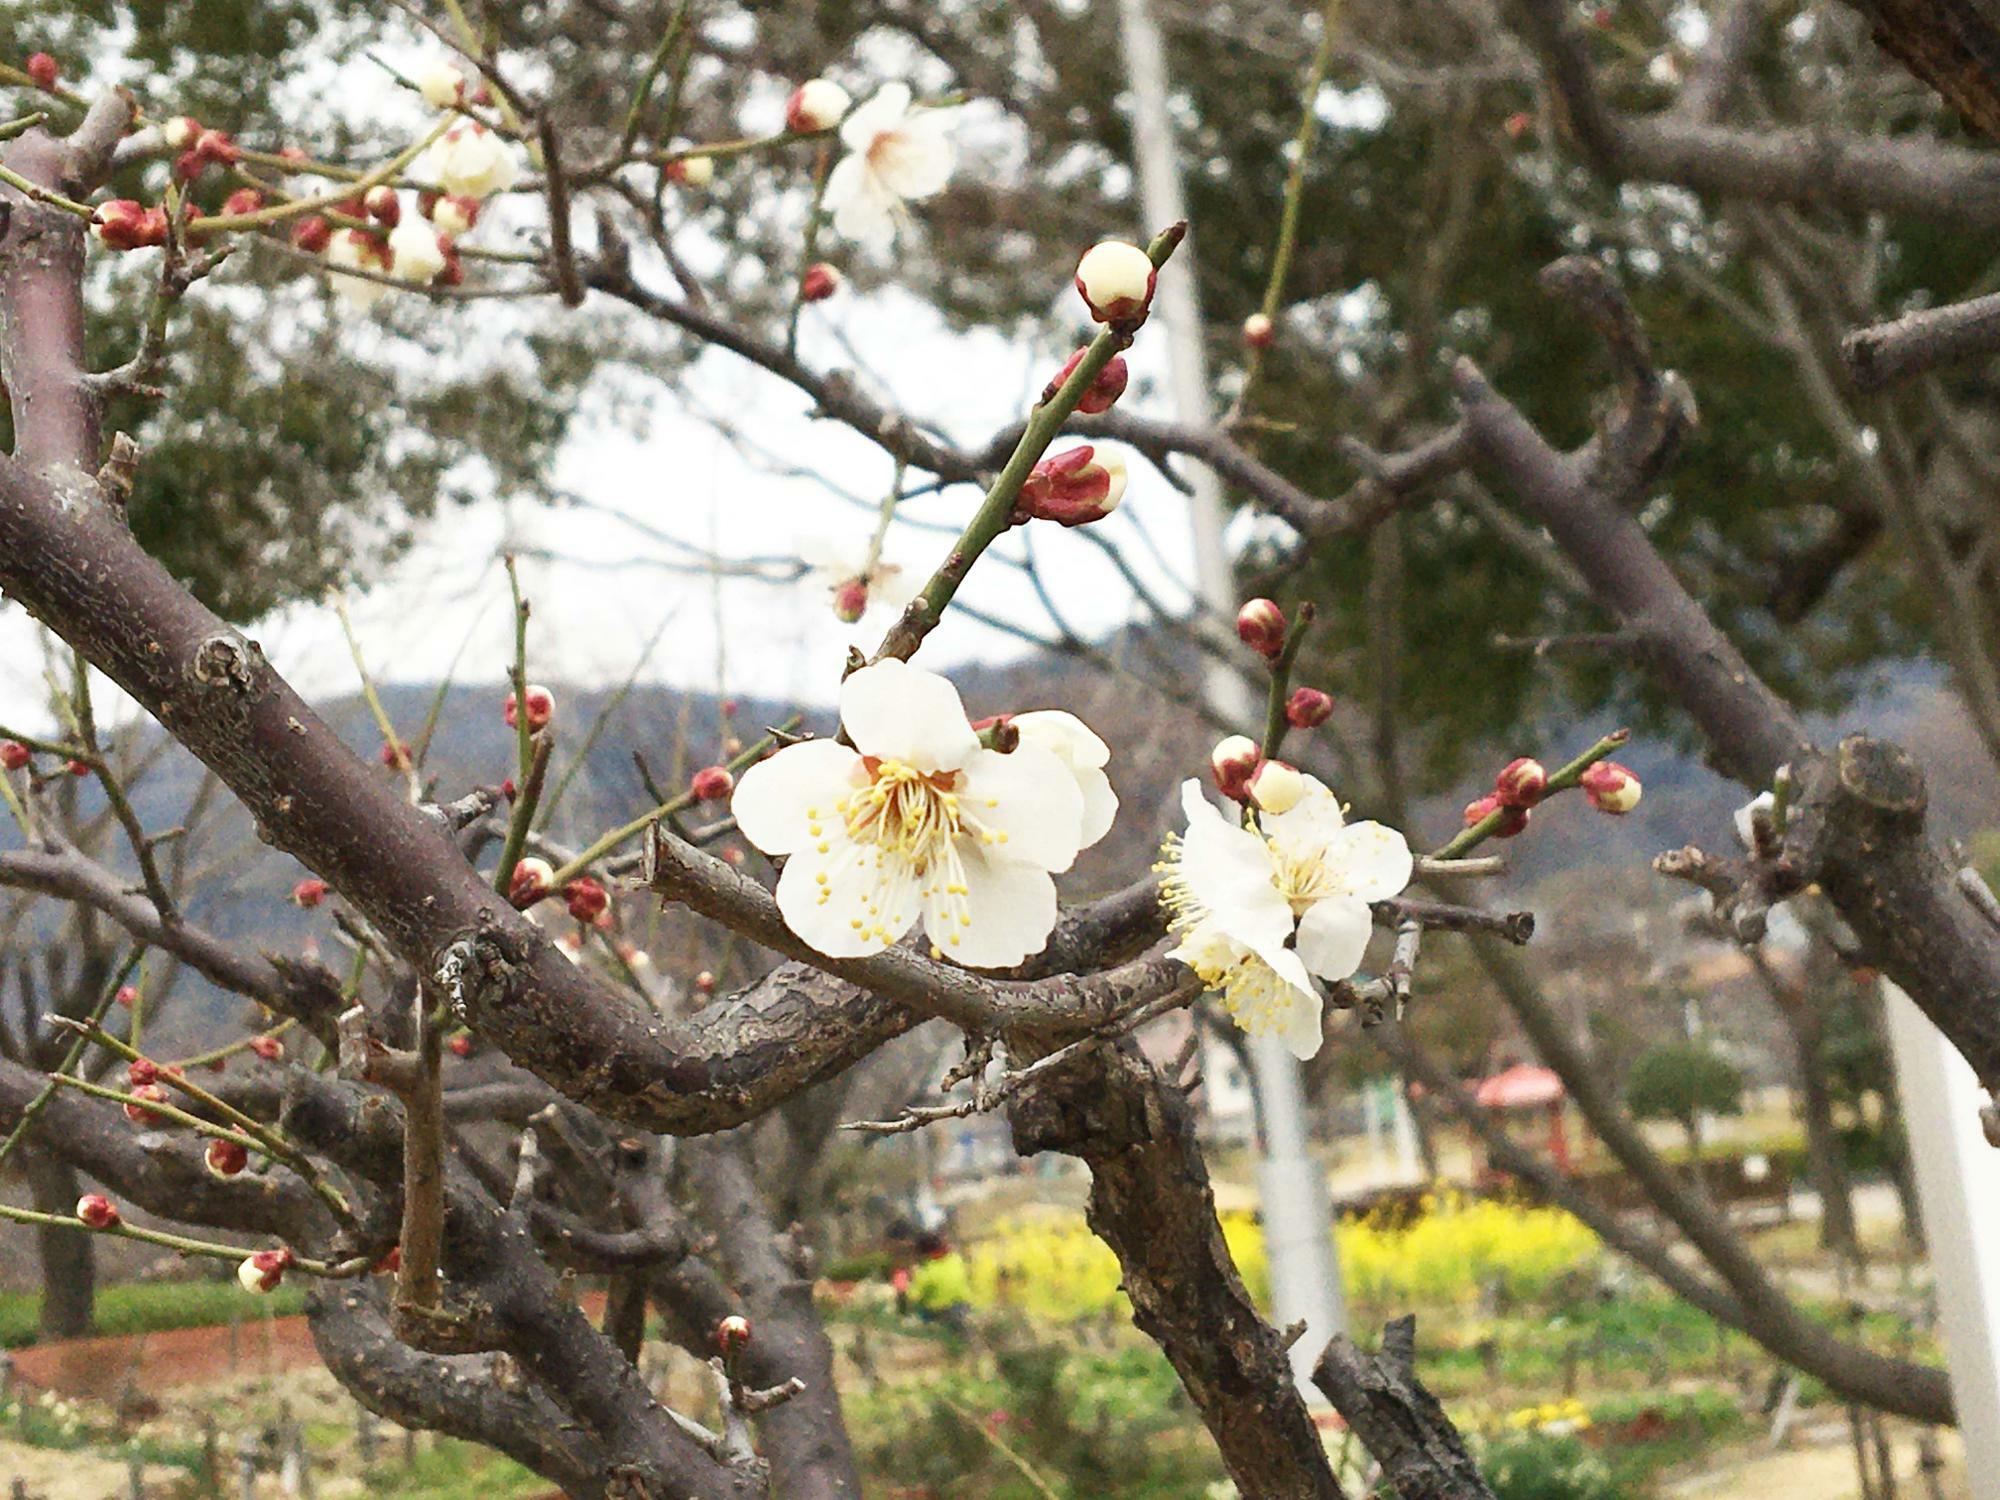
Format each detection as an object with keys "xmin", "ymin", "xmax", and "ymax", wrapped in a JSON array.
[
  {"xmin": 1580, "ymin": 760, "xmax": 1641, "ymax": 814},
  {"xmin": 75, "ymin": 1194, "xmax": 120, "ymax": 1230},
  {"xmin": 205, "ymin": 1139, "xmax": 250, "ymax": 1178},
  {"xmin": 690, "ymin": 764, "xmax": 735, "ymax": 802},
  {"xmin": 786, "ymin": 78, "xmax": 851, "ymax": 134},
  {"xmin": 508, "ymin": 856, "xmax": 556, "ymax": 908},
  {"xmin": 1075, "ymin": 240, "xmax": 1156, "ymax": 325},
  {"xmin": 1235, "ymin": 598, "xmax": 1288, "ymax": 659},
  {"xmin": 25, "ymin": 52, "xmax": 58, "ymax": 91},
  {"xmin": 1208, "ymin": 735, "xmax": 1303, "ymax": 812},
  {"xmin": 1015, "ymin": 445, "xmax": 1127, "ymax": 528},
  {"xmin": 1464, "ymin": 755, "xmax": 1545, "ymax": 837},
  {"xmin": 1041, "ymin": 349, "xmax": 1128, "ymax": 415},
  {"xmin": 237, "ymin": 1247, "xmax": 293, "ymax": 1295},
  {"xmin": 801, "ymin": 262, "xmax": 843, "ymax": 303},
  {"xmin": 291, "ymin": 878, "xmax": 327, "ymax": 908},
  {"xmin": 564, "ymin": 875, "xmax": 609, "ymax": 925},
  {"xmin": 504, "ymin": 684, "xmax": 556, "ymax": 733},
  {"xmin": 90, "ymin": 199, "xmax": 170, "ymax": 251},
  {"xmin": 1, "ymin": 740, "xmax": 28, "ymax": 770}
]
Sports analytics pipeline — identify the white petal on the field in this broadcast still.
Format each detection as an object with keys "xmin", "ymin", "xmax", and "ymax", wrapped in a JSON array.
[
  {"xmin": 1295, "ymin": 897, "xmax": 1372, "ymax": 983},
  {"xmin": 774, "ymin": 835, "xmax": 918, "ymax": 957},
  {"xmin": 1175, "ymin": 781, "xmax": 1291, "ymax": 955},
  {"xmin": 839, "ymin": 658, "xmax": 978, "ymax": 772},
  {"xmin": 840, "ymin": 83, "xmax": 912, "ymax": 152},
  {"xmin": 1275, "ymin": 978, "xmax": 1328, "ymax": 1060},
  {"xmin": 825, "ymin": 157, "xmax": 898, "ymax": 250},
  {"xmin": 731, "ymin": 740, "xmax": 861, "ymax": 856},
  {"xmin": 1012, "ymin": 710, "xmax": 1109, "ymax": 770},
  {"xmin": 954, "ymin": 745, "xmax": 1084, "ymax": 872},
  {"xmin": 1330, "ymin": 821, "xmax": 1413, "ymax": 902},
  {"xmin": 1074, "ymin": 765, "xmax": 1117, "ymax": 850},
  {"xmin": 928, "ymin": 845, "xmax": 1058, "ymax": 968},
  {"xmin": 872, "ymin": 123, "xmax": 954, "ymax": 200}
]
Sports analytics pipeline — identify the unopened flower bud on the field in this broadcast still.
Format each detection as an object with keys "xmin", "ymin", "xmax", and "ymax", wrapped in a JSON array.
[
  {"xmin": 1249, "ymin": 759, "xmax": 1305, "ymax": 815},
  {"xmin": 162, "ymin": 116, "xmax": 201, "ymax": 151},
  {"xmin": 124, "ymin": 1082, "xmax": 170, "ymax": 1125},
  {"xmin": 194, "ymin": 128, "xmax": 241, "ymax": 166},
  {"xmin": 379, "ymin": 738, "xmax": 410, "ymax": 767},
  {"xmin": 68, "ymin": 758, "xmax": 91, "ymax": 778},
  {"xmin": 690, "ymin": 765, "xmax": 734, "ymax": 802},
  {"xmin": 1, "ymin": 741, "xmax": 28, "ymax": 770},
  {"xmin": 90, "ymin": 199, "xmax": 166, "ymax": 251},
  {"xmin": 429, "ymin": 193, "xmax": 480, "ymax": 236},
  {"xmin": 1210, "ymin": 735, "xmax": 1261, "ymax": 801},
  {"xmin": 291, "ymin": 215, "xmax": 332, "ymax": 253},
  {"xmin": 417, "ymin": 58, "xmax": 466, "ymax": 108},
  {"xmin": 388, "ymin": 219, "xmax": 448, "ymax": 283},
  {"xmin": 1285, "ymin": 687, "xmax": 1333, "ymax": 729},
  {"xmin": 832, "ymin": 577, "xmax": 870, "ymax": 622},
  {"xmin": 1041, "ymin": 349, "xmax": 1128, "ymax": 415},
  {"xmin": 126, "ymin": 1058, "xmax": 159, "ymax": 1088},
  {"xmin": 785, "ymin": 78, "xmax": 850, "ymax": 134},
  {"xmin": 665, "ymin": 154, "xmax": 714, "ymax": 187},
  {"xmin": 1493, "ymin": 757, "xmax": 1548, "ymax": 809},
  {"xmin": 222, "ymin": 188, "xmax": 263, "ymax": 218},
  {"xmin": 250, "ymin": 1035, "xmax": 283, "ymax": 1062},
  {"xmin": 694, "ymin": 970, "xmax": 716, "ymax": 994},
  {"xmin": 448, "ymin": 1034, "xmax": 472, "ymax": 1057},
  {"xmin": 1463, "ymin": 792, "xmax": 1530, "ymax": 838},
  {"xmin": 1235, "ymin": 598, "xmax": 1287, "ymax": 658},
  {"xmin": 509, "ymin": 856, "xmax": 555, "ymax": 907},
  {"xmin": 206, "ymin": 1139, "xmax": 250, "ymax": 1178},
  {"xmin": 503, "ymin": 684, "xmax": 555, "ymax": 732},
  {"xmin": 1016, "ymin": 445, "xmax": 1127, "ymax": 527},
  {"xmin": 291, "ymin": 878, "xmax": 327, "ymax": 908},
  {"xmin": 564, "ymin": 876, "xmax": 609, "ymax": 925},
  {"xmin": 434, "ymin": 122, "xmax": 520, "ymax": 199},
  {"xmin": 363, "ymin": 185, "xmax": 401, "ymax": 226},
  {"xmin": 1242, "ymin": 312, "xmax": 1275, "ymax": 349},
  {"xmin": 26, "ymin": 53, "xmax": 58, "ymax": 90},
  {"xmin": 1580, "ymin": 761, "xmax": 1641, "ymax": 814},
  {"xmin": 1075, "ymin": 240, "xmax": 1157, "ymax": 324},
  {"xmin": 801, "ymin": 262, "xmax": 842, "ymax": 302},
  {"xmin": 722, "ymin": 847, "xmax": 745, "ymax": 866},
  {"xmin": 75, "ymin": 1194, "xmax": 120, "ymax": 1229},
  {"xmin": 716, "ymin": 1314, "xmax": 752, "ymax": 1351},
  {"xmin": 115, "ymin": 985, "xmax": 138, "ymax": 1009},
  {"xmin": 1503, "ymin": 111, "xmax": 1532, "ymax": 140},
  {"xmin": 237, "ymin": 1248, "xmax": 292, "ymax": 1294}
]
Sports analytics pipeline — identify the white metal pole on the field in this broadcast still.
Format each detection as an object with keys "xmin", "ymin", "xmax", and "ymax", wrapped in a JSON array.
[
  {"xmin": 1115, "ymin": 0, "xmax": 1349, "ymax": 1390},
  {"xmin": 1882, "ymin": 980, "xmax": 2000, "ymax": 1494}
]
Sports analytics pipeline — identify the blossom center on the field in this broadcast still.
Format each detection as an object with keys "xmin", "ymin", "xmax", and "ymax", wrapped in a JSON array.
[
  {"xmin": 1267, "ymin": 840, "xmax": 1338, "ymax": 915},
  {"xmin": 1180, "ymin": 936, "xmax": 1303, "ymax": 1037},
  {"xmin": 839, "ymin": 757, "xmax": 965, "ymax": 872}
]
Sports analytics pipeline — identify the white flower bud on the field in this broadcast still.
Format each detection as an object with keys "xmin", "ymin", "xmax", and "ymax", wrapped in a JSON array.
[
  {"xmin": 417, "ymin": 59, "xmax": 466, "ymax": 109},
  {"xmin": 1075, "ymin": 240, "xmax": 1156, "ymax": 323},
  {"xmin": 1249, "ymin": 759, "xmax": 1306, "ymax": 815},
  {"xmin": 786, "ymin": 79, "xmax": 851, "ymax": 134},
  {"xmin": 433, "ymin": 123, "xmax": 520, "ymax": 200},
  {"xmin": 388, "ymin": 219, "xmax": 449, "ymax": 284}
]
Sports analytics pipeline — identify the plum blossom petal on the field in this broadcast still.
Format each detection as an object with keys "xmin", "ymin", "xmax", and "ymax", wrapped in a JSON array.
[
  {"xmin": 730, "ymin": 739, "xmax": 862, "ymax": 855},
  {"xmin": 840, "ymin": 658, "xmax": 979, "ymax": 772}
]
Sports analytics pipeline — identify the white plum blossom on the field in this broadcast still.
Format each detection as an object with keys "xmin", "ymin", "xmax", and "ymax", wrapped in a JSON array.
[
  {"xmin": 823, "ymin": 83, "xmax": 955, "ymax": 252},
  {"xmin": 731, "ymin": 659, "xmax": 1091, "ymax": 966},
  {"xmin": 797, "ymin": 531, "xmax": 916, "ymax": 623},
  {"xmin": 1159, "ymin": 776, "xmax": 1412, "ymax": 1059},
  {"xmin": 1012, "ymin": 712, "xmax": 1117, "ymax": 850},
  {"xmin": 388, "ymin": 218, "xmax": 448, "ymax": 283},
  {"xmin": 416, "ymin": 59, "xmax": 466, "ymax": 108},
  {"xmin": 433, "ymin": 122, "xmax": 520, "ymax": 199},
  {"xmin": 324, "ymin": 228, "xmax": 391, "ymax": 309}
]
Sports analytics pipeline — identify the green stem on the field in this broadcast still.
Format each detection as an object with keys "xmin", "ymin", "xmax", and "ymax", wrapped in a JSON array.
[
  {"xmin": 1258, "ymin": 602, "xmax": 1316, "ymax": 759},
  {"xmin": 1428, "ymin": 729, "xmax": 1630, "ymax": 860},
  {"xmin": 617, "ymin": 0, "xmax": 694, "ymax": 161},
  {"xmin": 0, "ymin": 950, "xmax": 141, "ymax": 1173},
  {"xmin": 0, "ymin": 1202, "xmax": 367, "ymax": 1278}
]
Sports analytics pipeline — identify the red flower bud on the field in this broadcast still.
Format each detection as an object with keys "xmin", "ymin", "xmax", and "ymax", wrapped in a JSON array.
[
  {"xmin": 68, "ymin": 758, "xmax": 91, "ymax": 778},
  {"xmin": 1463, "ymin": 793, "xmax": 1530, "ymax": 839},
  {"xmin": 690, "ymin": 765, "xmax": 734, "ymax": 802},
  {"xmin": 1285, "ymin": 687, "xmax": 1333, "ymax": 729},
  {"xmin": 1492, "ymin": 757, "xmax": 1548, "ymax": 809},
  {"xmin": 115, "ymin": 985, "xmax": 138, "ymax": 1009},
  {"xmin": 1041, "ymin": 349, "xmax": 1129, "ymax": 415},
  {"xmin": 124, "ymin": 1082, "xmax": 171, "ymax": 1125},
  {"xmin": 1235, "ymin": 598, "xmax": 1287, "ymax": 658},
  {"xmin": 508, "ymin": 856, "xmax": 555, "ymax": 908},
  {"xmin": 379, "ymin": 740, "xmax": 410, "ymax": 768},
  {"xmin": 448, "ymin": 1034, "xmax": 472, "ymax": 1058},
  {"xmin": 222, "ymin": 188, "xmax": 264, "ymax": 217},
  {"xmin": 291, "ymin": 878, "xmax": 327, "ymax": 908},
  {"xmin": 716, "ymin": 1314, "xmax": 752, "ymax": 1351},
  {"xmin": 90, "ymin": 199, "xmax": 166, "ymax": 251},
  {"xmin": 1016, "ymin": 445, "xmax": 1127, "ymax": 527},
  {"xmin": 26, "ymin": 53, "xmax": 58, "ymax": 91},
  {"xmin": 801, "ymin": 261, "xmax": 842, "ymax": 302},
  {"xmin": 694, "ymin": 970, "xmax": 716, "ymax": 994},
  {"xmin": 436, "ymin": 242, "xmax": 465, "ymax": 287},
  {"xmin": 75, "ymin": 1194, "xmax": 120, "ymax": 1230},
  {"xmin": 363, "ymin": 185, "xmax": 401, "ymax": 226},
  {"xmin": 249, "ymin": 1035, "xmax": 283, "ymax": 1062},
  {"xmin": 1503, "ymin": 111, "xmax": 1533, "ymax": 140},
  {"xmin": 784, "ymin": 79, "xmax": 850, "ymax": 134},
  {"xmin": 1210, "ymin": 735, "xmax": 1261, "ymax": 802},
  {"xmin": 193, "ymin": 128, "xmax": 241, "ymax": 166},
  {"xmin": 1580, "ymin": 760, "xmax": 1641, "ymax": 814},
  {"xmin": 564, "ymin": 876, "xmax": 609, "ymax": 925},
  {"xmin": 206, "ymin": 1139, "xmax": 250, "ymax": 1178},
  {"xmin": 499, "ymin": 777, "xmax": 518, "ymax": 801},
  {"xmin": 238, "ymin": 1247, "xmax": 292, "ymax": 1294},
  {"xmin": 832, "ymin": 578, "xmax": 869, "ymax": 622},
  {"xmin": 126, "ymin": 1058, "xmax": 159, "ymax": 1087},
  {"xmin": 0, "ymin": 741, "xmax": 28, "ymax": 770},
  {"xmin": 291, "ymin": 215, "xmax": 332, "ymax": 253},
  {"xmin": 503, "ymin": 684, "xmax": 555, "ymax": 732}
]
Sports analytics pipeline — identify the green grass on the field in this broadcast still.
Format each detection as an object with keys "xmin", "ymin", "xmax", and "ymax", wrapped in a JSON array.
[
  {"xmin": 0, "ymin": 1278, "xmax": 308, "ymax": 1348},
  {"xmin": 359, "ymin": 1439, "xmax": 549, "ymax": 1499}
]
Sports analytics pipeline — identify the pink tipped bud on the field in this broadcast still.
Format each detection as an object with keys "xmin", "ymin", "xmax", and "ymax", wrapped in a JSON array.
[
  {"xmin": 68, "ymin": 758, "xmax": 91, "ymax": 778},
  {"xmin": 1285, "ymin": 687, "xmax": 1333, "ymax": 729},
  {"xmin": 1580, "ymin": 761, "xmax": 1641, "ymax": 814},
  {"xmin": 664, "ymin": 154, "xmax": 714, "ymax": 187},
  {"xmin": 1041, "ymin": 349, "xmax": 1129, "ymax": 415},
  {"xmin": 1493, "ymin": 757, "xmax": 1548, "ymax": 809},
  {"xmin": 448, "ymin": 1034, "xmax": 472, "ymax": 1057},
  {"xmin": 249, "ymin": 1035, "xmax": 283, "ymax": 1063},
  {"xmin": 503, "ymin": 684, "xmax": 555, "ymax": 732},
  {"xmin": 563, "ymin": 876, "xmax": 609, "ymax": 925},
  {"xmin": 363, "ymin": 185, "xmax": 401, "ymax": 226},
  {"xmin": 690, "ymin": 765, "xmax": 734, "ymax": 802},
  {"xmin": 717, "ymin": 1314, "xmax": 752, "ymax": 1351},
  {"xmin": 1248, "ymin": 759, "xmax": 1305, "ymax": 815},
  {"xmin": 205, "ymin": 1139, "xmax": 250, "ymax": 1178},
  {"xmin": 193, "ymin": 128, "xmax": 240, "ymax": 167},
  {"xmin": 222, "ymin": 188, "xmax": 263, "ymax": 217},
  {"xmin": 1503, "ymin": 111, "xmax": 1532, "ymax": 140},
  {"xmin": 115, "ymin": 985, "xmax": 138, "ymax": 1009},
  {"xmin": 1242, "ymin": 312, "xmax": 1275, "ymax": 349},
  {"xmin": 291, "ymin": 878, "xmax": 327, "ymax": 908},
  {"xmin": 785, "ymin": 79, "xmax": 851, "ymax": 134},
  {"xmin": 801, "ymin": 262, "xmax": 842, "ymax": 302},
  {"xmin": 1016, "ymin": 445, "xmax": 1127, "ymax": 527},
  {"xmin": 91, "ymin": 199, "xmax": 165, "ymax": 251},
  {"xmin": 430, "ymin": 193, "xmax": 480, "ymax": 236},
  {"xmin": 1463, "ymin": 793, "xmax": 1530, "ymax": 839},
  {"xmin": 237, "ymin": 1248, "xmax": 292, "ymax": 1294},
  {"xmin": 75, "ymin": 1194, "xmax": 120, "ymax": 1229},
  {"xmin": 26, "ymin": 53, "xmax": 58, "ymax": 91},
  {"xmin": 694, "ymin": 970, "xmax": 716, "ymax": 994},
  {"xmin": 124, "ymin": 1082, "xmax": 170, "ymax": 1125},
  {"xmin": 832, "ymin": 578, "xmax": 869, "ymax": 622},
  {"xmin": 1235, "ymin": 598, "xmax": 1287, "ymax": 658},
  {"xmin": 1210, "ymin": 735, "xmax": 1261, "ymax": 802},
  {"xmin": 291, "ymin": 215, "xmax": 332, "ymax": 253},
  {"xmin": 508, "ymin": 856, "xmax": 556, "ymax": 908},
  {"xmin": 162, "ymin": 116, "xmax": 201, "ymax": 151},
  {"xmin": 1075, "ymin": 240, "xmax": 1157, "ymax": 324},
  {"xmin": 0, "ymin": 741, "xmax": 28, "ymax": 770},
  {"xmin": 126, "ymin": 1058, "xmax": 158, "ymax": 1088}
]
